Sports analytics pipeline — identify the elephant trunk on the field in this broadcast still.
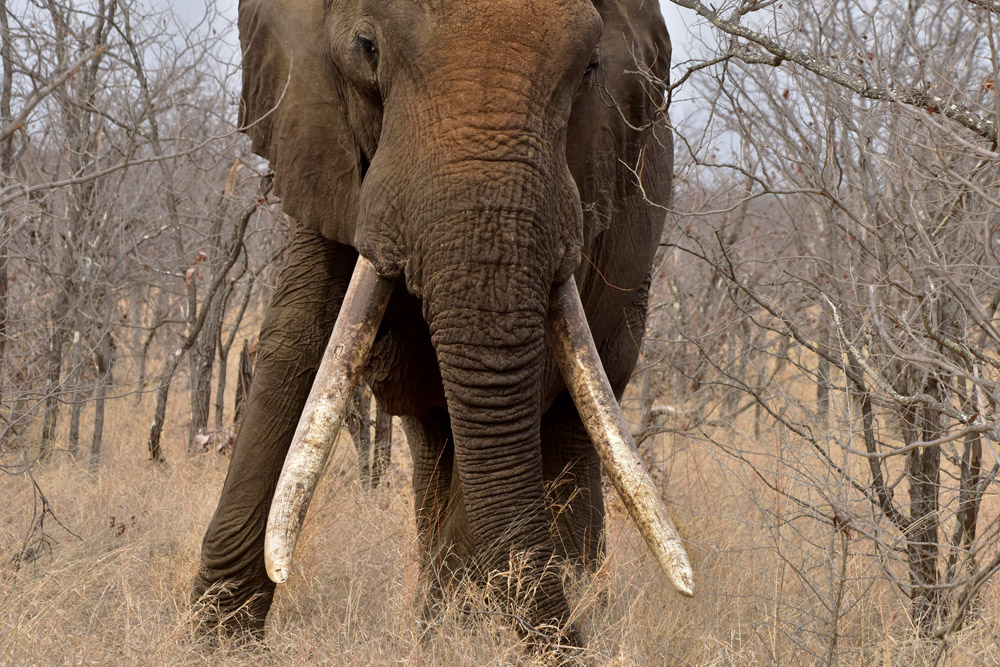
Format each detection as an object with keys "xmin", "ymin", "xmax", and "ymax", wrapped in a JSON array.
[
  {"xmin": 421, "ymin": 252, "xmax": 694, "ymax": 621},
  {"xmin": 421, "ymin": 254, "xmax": 571, "ymax": 625}
]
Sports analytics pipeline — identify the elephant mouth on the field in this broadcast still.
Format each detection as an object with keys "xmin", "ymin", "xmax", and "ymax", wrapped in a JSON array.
[{"xmin": 262, "ymin": 256, "xmax": 694, "ymax": 598}]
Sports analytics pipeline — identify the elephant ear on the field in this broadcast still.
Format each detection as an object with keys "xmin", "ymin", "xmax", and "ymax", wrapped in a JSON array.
[
  {"xmin": 569, "ymin": 0, "xmax": 672, "ymax": 245},
  {"xmin": 598, "ymin": 0, "xmax": 671, "ymax": 154},
  {"xmin": 614, "ymin": 0, "xmax": 672, "ymax": 192},
  {"xmin": 619, "ymin": 0, "xmax": 672, "ymax": 96},
  {"xmin": 239, "ymin": 0, "xmax": 359, "ymax": 242}
]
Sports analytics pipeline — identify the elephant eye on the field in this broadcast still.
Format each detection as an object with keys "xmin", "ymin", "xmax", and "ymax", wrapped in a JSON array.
[
  {"xmin": 356, "ymin": 33, "xmax": 379, "ymax": 60},
  {"xmin": 585, "ymin": 55, "xmax": 600, "ymax": 76}
]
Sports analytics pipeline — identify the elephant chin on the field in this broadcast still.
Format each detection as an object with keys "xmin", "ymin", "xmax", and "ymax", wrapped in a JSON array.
[{"xmin": 263, "ymin": 261, "xmax": 694, "ymax": 598}]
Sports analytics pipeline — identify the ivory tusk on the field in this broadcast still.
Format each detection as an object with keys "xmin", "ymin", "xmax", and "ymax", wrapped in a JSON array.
[
  {"xmin": 546, "ymin": 276, "xmax": 695, "ymax": 597},
  {"xmin": 264, "ymin": 256, "xmax": 393, "ymax": 584}
]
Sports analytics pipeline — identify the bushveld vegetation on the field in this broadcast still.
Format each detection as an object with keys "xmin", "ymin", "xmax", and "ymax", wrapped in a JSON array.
[{"xmin": 2, "ymin": 0, "xmax": 998, "ymax": 664}]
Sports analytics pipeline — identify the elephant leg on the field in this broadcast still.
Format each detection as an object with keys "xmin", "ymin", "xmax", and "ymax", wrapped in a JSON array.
[
  {"xmin": 402, "ymin": 408, "xmax": 457, "ymax": 625},
  {"xmin": 541, "ymin": 393, "xmax": 605, "ymax": 571},
  {"xmin": 191, "ymin": 231, "xmax": 355, "ymax": 637}
]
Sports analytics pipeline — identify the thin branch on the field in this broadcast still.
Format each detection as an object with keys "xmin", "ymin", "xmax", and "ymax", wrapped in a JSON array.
[
  {"xmin": 966, "ymin": 0, "xmax": 1000, "ymax": 15},
  {"xmin": 667, "ymin": 0, "xmax": 997, "ymax": 142},
  {"xmin": 0, "ymin": 46, "xmax": 105, "ymax": 143}
]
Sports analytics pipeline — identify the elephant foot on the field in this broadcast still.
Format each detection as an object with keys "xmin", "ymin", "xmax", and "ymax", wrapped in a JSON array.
[
  {"xmin": 190, "ymin": 571, "xmax": 274, "ymax": 643},
  {"xmin": 416, "ymin": 598, "xmax": 445, "ymax": 646}
]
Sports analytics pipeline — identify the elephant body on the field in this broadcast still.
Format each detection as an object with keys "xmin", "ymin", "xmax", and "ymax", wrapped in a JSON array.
[{"xmin": 194, "ymin": 0, "xmax": 674, "ymax": 645}]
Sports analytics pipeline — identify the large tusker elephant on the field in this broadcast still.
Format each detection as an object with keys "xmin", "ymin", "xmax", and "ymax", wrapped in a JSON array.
[{"xmin": 193, "ymin": 0, "xmax": 692, "ymax": 644}]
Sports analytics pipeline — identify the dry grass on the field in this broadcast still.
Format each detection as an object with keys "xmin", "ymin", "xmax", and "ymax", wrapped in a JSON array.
[{"xmin": 3, "ymin": 386, "xmax": 1000, "ymax": 665}]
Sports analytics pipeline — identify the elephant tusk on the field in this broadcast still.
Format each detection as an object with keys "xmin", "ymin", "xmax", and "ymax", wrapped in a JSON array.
[
  {"xmin": 264, "ymin": 256, "xmax": 393, "ymax": 584},
  {"xmin": 546, "ymin": 276, "xmax": 695, "ymax": 598}
]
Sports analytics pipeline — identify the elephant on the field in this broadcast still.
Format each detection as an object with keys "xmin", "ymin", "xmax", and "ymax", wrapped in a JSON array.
[{"xmin": 192, "ymin": 0, "xmax": 693, "ymax": 646}]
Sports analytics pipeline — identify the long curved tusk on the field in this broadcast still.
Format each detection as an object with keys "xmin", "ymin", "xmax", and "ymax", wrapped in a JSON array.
[
  {"xmin": 546, "ymin": 276, "xmax": 695, "ymax": 597},
  {"xmin": 264, "ymin": 256, "xmax": 393, "ymax": 584}
]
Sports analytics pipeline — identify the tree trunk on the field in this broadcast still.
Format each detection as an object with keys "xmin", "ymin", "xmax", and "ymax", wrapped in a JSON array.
[
  {"xmin": 134, "ymin": 324, "xmax": 157, "ymax": 402},
  {"xmin": 0, "ymin": 221, "xmax": 7, "ymax": 423},
  {"xmin": 89, "ymin": 328, "xmax": 114, "ymax": 472},
  {"xmin": 371, "ymin": 402, "xmax": 393, "ymax": 489},
  {"xmin": 345, "ymin": 383, "xmax": 393, "ymax": 490},
  {"xmin": 946, "ymin": 423, "xmax": 984, "ymax": 625},
  {"xmin": 901, "ymin": 398, "xmax": 943, "ymax": 636},
  {"xmin": 215, "ymin": 276, "xmax": 254, "ymax": 430},
  {"xmin": 0, "ymin": 0, "xmax": 12, "ymax": 387},
  {"xmin": 214, "ymin": 344, "xmax": 229, "ymax": 431},
  {"xmin": 67, "ymin": 359, "xmax": 85, "ymax": 457},
  {"xmin": 0, "ymin": 236, "xmax": 6, "ymax": 406},
  {"xmin": 816, "ymin": 350, "xmax": 831, "ymax": 427},
  {"xmin": 233, "ymin": 338, "xmax": 254, "ymax": 426},
  {"xmin": 39, "ymin": 327, "xmax": 65, "ymax": 461},
  {"xmin": 188, "ymin": 350, "xmax": 214, "ymax": 451},
  {"xmin": 147, "ymin": 351, "xmax": 180, "ymax": 463},
  {"xmin": 189, "ymin": 290, "xmax": 223, "ymax": 452}
]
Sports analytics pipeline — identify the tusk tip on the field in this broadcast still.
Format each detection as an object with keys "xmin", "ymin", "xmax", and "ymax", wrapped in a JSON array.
[
  {"xmin": 268, "ymin": 565, "xmax": 288, "ymax": 585},
  {"xmin": 672, "ymin": 568, "xmax": 695, "ymax": 598},
  {"xmin": 265, "ymin": 550, "xmax": 290, "ymax": 584}
]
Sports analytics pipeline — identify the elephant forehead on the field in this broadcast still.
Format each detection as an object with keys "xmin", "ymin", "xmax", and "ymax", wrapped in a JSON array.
[{"xmin": 412, "ymin": 0, "xmax": 601, "ymax": 50}]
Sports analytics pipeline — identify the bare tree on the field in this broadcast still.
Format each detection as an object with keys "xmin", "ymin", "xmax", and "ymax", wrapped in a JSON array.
[
  {"xmin": 146, "ymin": 174, "xmax": 272, "ymax": 461},
  {"xmin": 646, "ymin": 0, "xmax": 1000, "ymax": 655},
  {"xmin": 0, "ymin": 0, "xmax": 275, "ymax": 467}
]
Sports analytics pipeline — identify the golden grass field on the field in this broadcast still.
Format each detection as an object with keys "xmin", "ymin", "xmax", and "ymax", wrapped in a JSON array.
[{"xmin": 3, "ymin": 368, "xmax": 1000, "ymax": 665}]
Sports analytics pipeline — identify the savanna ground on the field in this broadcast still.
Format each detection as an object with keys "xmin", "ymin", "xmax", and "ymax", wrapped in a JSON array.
[{"xmin": 3, "ymin": 349, "xmax": 999, "ymax": 666}]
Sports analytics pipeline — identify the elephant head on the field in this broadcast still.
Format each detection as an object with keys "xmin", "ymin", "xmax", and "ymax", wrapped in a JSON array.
[{"xmin": 205, "ymin": 0, "xmax": 690, "ymax": 641}]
